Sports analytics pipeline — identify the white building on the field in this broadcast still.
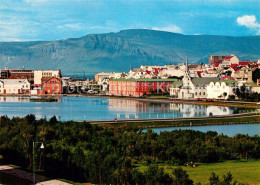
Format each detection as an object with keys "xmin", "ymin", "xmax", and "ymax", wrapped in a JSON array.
[
  {"xmin": 0, "ymin": 79, "xmax": 30, "ymax": 94},
  {"xmin": 34, "ymin": 70, "xmax": 61, "ymax": 85},
  {"xmin": 207, "ymin": 81, "xmax": 233, "ymax": 99}
]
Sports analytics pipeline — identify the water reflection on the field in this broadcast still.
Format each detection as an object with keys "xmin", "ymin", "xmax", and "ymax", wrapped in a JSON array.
[
  {"xmin": 0, "ymin": 96, "xmax": 256, "ymax": 121},
  {"xmin": 107, "ymin": 99, "xmax": 246, "ymax": 119},
  {"xmin": 0, "ymin": 96, "xmax": 30, "ymax": 102}
]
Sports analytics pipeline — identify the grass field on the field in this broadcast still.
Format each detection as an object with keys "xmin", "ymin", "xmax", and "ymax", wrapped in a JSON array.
[{"xmin": 136, "ymin": 160, "xmax": 260, "ymax": 185}]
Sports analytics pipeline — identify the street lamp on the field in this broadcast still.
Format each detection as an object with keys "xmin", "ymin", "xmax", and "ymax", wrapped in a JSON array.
[{"xmin": 33, "ymin": 142, "xmax": 44, "ymax": 185}]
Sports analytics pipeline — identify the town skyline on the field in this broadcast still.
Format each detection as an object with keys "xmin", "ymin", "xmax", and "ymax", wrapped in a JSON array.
[{"xmin": 0, "ymin": 0, "xmax": 260, "ymax": 42}]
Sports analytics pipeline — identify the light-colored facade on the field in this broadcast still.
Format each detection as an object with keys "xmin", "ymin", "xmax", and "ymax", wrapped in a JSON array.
[
  {"xmin": 221, "ymin": 54, "xmax": 239, "ymax": 67},
  {"xmin": 34, "ymin": 70, "xmax": 61, "ymax": 85},
  {"xmin": 0, "ymin": 79, "xmax": 30, "ymax": 94},
  {"xmin": 207, "ymin": 81, "xmax": 232, "ymax": 99}
]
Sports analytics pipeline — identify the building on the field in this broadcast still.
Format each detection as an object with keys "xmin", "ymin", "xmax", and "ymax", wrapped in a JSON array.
[
  {"xmin": 232, "ymin": 66, "xmax": 254, "ymax": 82},
  {"xmin": 207, "ymin": 81, "xmax": 234, "ymax": 99},
  {"xmin": 169, "ymin": 80, "xmax": 182, "ymax": 98},
  {"xmin": 34, "ymin": 70, "xmax": 61, "ymax": 85},
  {"xmin": 172, "ymin": 58, "xmax": 219, "ymax": 99},
  {"xmin": 108, "ymin": 78, "xmax": 177, "ymax": 97},
  {"xmin": 40, "ymin": 77, "xmax": 62, "ymax": 94},
  {"xmin": 8, "ymin": 69, "xmax": 34, "ymax": 82},
  {"xmin": 221, "ymin": 54, "xmax": 239, "ymax": 67},
  {"xmin": 209, "ymin": 55, "xmax": 226, "ymax": 65},
  {"xmin": 178, "ymin": 58, "xmax": 194, "ymax": 99},
  {"xmin": 95, "ymin": 72, "xmax": 123, "ymax": 82},
  {"xmin": 0, "ymin": 79, "xmax": 30, "ymax": 94}
]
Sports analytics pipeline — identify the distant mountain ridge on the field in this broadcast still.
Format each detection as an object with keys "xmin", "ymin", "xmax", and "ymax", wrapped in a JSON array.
[{"xmin": 0, "ymin": 29, "xmax": 259, "ymax": 75}]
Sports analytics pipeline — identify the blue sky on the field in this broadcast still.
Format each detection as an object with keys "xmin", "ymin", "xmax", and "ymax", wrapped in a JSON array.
[{"xmin": 0, "ymin": 0, "xmax": 260, "ymax": 41}]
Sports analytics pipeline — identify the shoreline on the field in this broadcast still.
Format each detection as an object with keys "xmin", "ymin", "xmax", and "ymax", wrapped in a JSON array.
[
  {"xmin": 1, "ymin": 93, "xmax": 260, "ymax": 109},
  {"xmin": 91, "ymin": 112, "xmax": 260, "ymax": 129}
]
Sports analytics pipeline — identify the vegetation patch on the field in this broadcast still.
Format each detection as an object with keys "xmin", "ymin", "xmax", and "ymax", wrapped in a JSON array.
[
  {"xmin": 30, "ymin": 98, "xmax": 58, "ymax": 102},
  {"xmin": 0, "ymin": 115, "xmax": 259, "ymax": 184}
]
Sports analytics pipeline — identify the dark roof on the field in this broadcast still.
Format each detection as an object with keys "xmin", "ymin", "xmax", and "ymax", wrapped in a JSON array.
[{"xmin": 191, "ymin": 77, "xmax": 219, "ymax": 86}]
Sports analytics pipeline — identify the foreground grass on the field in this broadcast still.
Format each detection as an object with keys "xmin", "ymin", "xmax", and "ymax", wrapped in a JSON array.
[{"xmin": 136, "ymin": 160, "xmax": 260, "ymax": 185}]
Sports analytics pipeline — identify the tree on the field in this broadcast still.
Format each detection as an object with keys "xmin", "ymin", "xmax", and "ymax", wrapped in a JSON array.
[
  {"xmin": 172, "ymin": 167, "xmax": 193, "ymax": 185},
  {"xmin": 209, "ymin": 172, "xmax": 220, "ymax": 185}
]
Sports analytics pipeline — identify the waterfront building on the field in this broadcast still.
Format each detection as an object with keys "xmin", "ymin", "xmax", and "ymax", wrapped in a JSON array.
[
  {"xmin": 0, "ymin": 79, "xmax": 30, "ymax": 94},
  {"xmin": 34, "ymin": 70, "xmax": 61, "ymax": 85},
  {"xmin": 108, "ymin": 78, "xmax": 177, "ymax": 97},
  {"xmin": 207, "ymin": 81, "xmax": 235, "ymax": 99},
  {"xmin": 40, "ymin": 76, "xmax": 62, "ymax": 94},
  {"xmin": 171, "ymin": 58, "xmax": 219, "ymax": 99}
]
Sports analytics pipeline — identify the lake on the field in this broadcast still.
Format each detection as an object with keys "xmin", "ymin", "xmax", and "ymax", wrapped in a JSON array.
[
  {"xmin": 0, "ymin": 96, "xmax": 257, "ymax": 121},
  {"xmin": 148, "ymin": 124, "xmax": 260, "ymax": 137}
]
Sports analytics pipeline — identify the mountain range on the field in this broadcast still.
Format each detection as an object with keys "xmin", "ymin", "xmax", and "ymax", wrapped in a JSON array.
[{"xmin": 0, "ymin": 29, "xmax": 260, "ymax": 76}]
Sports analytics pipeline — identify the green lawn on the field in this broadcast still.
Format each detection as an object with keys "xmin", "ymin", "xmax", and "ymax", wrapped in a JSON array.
[{"xmin": 136, "ymin": 160, "xmax": 260, "ymax": 185}]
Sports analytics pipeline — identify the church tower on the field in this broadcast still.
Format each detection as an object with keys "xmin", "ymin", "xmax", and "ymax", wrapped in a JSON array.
[{"xmin": 182, "ymin": 57, "xmax": 191, "ymax": 88}]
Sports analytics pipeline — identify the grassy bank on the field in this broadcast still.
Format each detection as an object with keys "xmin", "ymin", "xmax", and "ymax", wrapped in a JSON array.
[{"xmin": 136, "ymin": 160, "xmax": 260, "ymax": 185}]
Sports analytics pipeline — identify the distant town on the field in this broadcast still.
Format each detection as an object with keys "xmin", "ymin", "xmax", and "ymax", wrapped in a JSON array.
[{"xmin": 1, "ymin": 54, "xmax": 260, "ymax": 101}]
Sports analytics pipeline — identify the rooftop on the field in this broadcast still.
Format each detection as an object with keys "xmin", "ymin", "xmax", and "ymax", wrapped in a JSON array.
[
  {"xmin": 109, "ymin": 78, "xmax": 178, "ymax": 82},
  {"xmin": 191, "ymin": 77, "xmax": 219, "ymax": 85}
]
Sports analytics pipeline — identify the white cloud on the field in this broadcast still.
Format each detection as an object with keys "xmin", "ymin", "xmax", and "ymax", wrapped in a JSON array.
[
  {"xmin": 57, "ymin": 23, "xmax": 83, "ymax": 31},
  {"xmin": 152, "ymin": 24, "xmax": 183, "ymax": 34},
  {"xmin": 237, "ymin": 15, "xmax": 260, "ymax": 35}
]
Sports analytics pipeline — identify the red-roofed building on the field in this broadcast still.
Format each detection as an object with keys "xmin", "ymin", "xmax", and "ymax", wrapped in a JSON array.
[
  {"xmin": 39, "ymin": 76, "xmax": 62, "ymax": 95},
  {"xmin": 239, "ymin": 61, "xmax": 255, "ymax": 66},
  {"xmin": 221, "ymin": 54, "xmax": 239, "ymax": 67},
  {"xmin": 230, "ymin": 64, "xmax": 239, "ymax": 68},
  {"xmin": 214, "ymin": 62, "xmax": 220, "ymax": 67}
]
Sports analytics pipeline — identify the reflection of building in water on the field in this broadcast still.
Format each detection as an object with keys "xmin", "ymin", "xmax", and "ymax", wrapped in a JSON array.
[
  {"xmin": 170, "ymin": 103, "xmax": 232, "ymax": 117},
  {"xmin": 108, "ymin": 99, "xmax": 171, "ymax": 118},
  {"xmin": 108, "ymin": 99, "xmax": 234, "ymax": 119},
  {"xmin": 207, "ymin": 106, "xmax": 233, "ymax": 116},
  {"xmin": 0, "ymin": 96, "xmax": 30, "ymax": 102},
  {"xmin": 108, "ymin": 99, "xmax": 146, "ymax": 112}
]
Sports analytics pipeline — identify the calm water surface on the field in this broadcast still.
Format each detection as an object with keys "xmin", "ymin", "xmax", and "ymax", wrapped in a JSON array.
[
  {"xmin": 0, "ymin": 96, "xmax": 257, "ymax": 121},
  {"xmin": 149, "ymin": 124, "xmax": 260, "ymax": 137}
]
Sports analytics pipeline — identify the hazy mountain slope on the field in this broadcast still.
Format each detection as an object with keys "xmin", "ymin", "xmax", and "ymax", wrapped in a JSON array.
[{"xmin": 0, "ymin": 29, "xmax": 259, "ymax": 75}]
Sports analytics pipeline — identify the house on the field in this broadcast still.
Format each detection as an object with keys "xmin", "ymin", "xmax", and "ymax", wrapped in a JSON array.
[
  {"xmin": 95, "ymin": 72, "xmax": 123, "ymax": 82},
  {"xmin": 221, "ymin": 54, "xmax": 239, "ymax": 67},
  {"xmin": 40, "ymin": 77, "xmax": 62, "ymax": 94},
  {"xmin": 95, "ymin": 72, "xmax": 112, "ymax": 82},
  {"xmin": 0, "ymin": 79, "xmax": 30, "ymax": 94},
  {"xmin": 169, "ymin": 80, "xmax": 183, "ymax": 98},
  {"xmin": 232, "ymin": 66, "xmax": 254, "ymax": 82},
  {"xmin": 207, "ymin": 80, "xmax": 235, "ymax": 100}
]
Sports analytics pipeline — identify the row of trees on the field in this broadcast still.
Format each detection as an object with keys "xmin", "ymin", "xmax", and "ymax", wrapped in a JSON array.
[{"xmin": 0, "ymin": 115, "xmax": 259, "ymax": 184}]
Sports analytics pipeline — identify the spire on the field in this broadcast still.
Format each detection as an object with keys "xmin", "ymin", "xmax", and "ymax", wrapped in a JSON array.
[{"xmin": 185, "ymin": 57, "xmax": 189, "ymax": 73}]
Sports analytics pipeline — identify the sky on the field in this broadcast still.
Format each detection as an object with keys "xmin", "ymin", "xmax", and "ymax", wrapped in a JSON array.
[{"xmin": 0, "ymin": 0, "xmax": 260, "ymax": 41}]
